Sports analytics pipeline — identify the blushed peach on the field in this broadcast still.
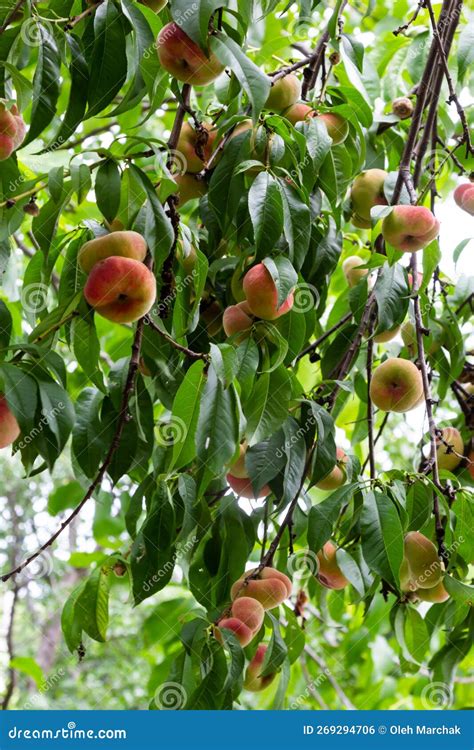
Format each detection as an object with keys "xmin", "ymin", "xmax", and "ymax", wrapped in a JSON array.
[
  {"xmin": 216, "ymin": 617, "xmax": 254, "ymax": 647},
  {"xmin": 316, "ymin": 541, "xmax": 348, "ymax": 590},
  {"xmin": 174, "ymin": 173, "xmax": 207, "ymax": 206},
  {"xmin": 176, "ymin": 122, "xmax": 218, "ymax": 174},
  {"xmin": 282, "ymin": 103, "xmax": 314, "ymax": 125},
  {"xmin": 436, "ymin": 426, "xmax": 464, "ymax": 472},
  {"xmin": 231, "ymin": 596, "xmax": 265, "ymax": 633},
  {"xmin": 370, "ymin": 357, "xmax": 423, "ymax": 412},
  {"xmin": 243, "ymin": 263, "xmax": 294, "ymax": 320},
  {"xmin": 244, "ymin": 645, "xmax": 275, "ymax": 692},
  {"xmin": 316, "ymin": 113, "xmax": 349, "ymax": 145},
  {"xmin": 223, "ymin": 301, "xmax": 254, "ymax": 339},
  {"xmin": 78, "ymin": 231, "xmax": 148, "ymax": 274},
  {"xmin": 399, "ymin": 531, "xmax": 442, "ymax": 591},
  {"xmin": 231, "ymin": 567, "xmax": 291, "ymax": 609},
  {"xmin": 454, "ymin": 183, "xmax": 474, "ymax": 216},
  {"xmin": 315, "ymin": 447, "xmax": 348, "ymax": 490},
  {"xmin": 350, "ymin": 169, "xmax": 388, "ymax": 226},
  {"xmin": 84, "ymin": 257, "xmax": 156, "ymax": 323},
  {"xmin": 382, "ymin": 205, "xmax": 440, "ymax": 252},
  {"xmin": 226, "ymin": 473, "xmax": 271, "ymax": 500},
  {"xmin": 157, "ymin": 22, "xmax": 224, "ymax": 85},
  {"xmin": 0, "ymin": 394, "xmax": 20, "ymax": 448},
  {"xmin": 265, "ymin": 74, "xmax": 301, "ymax": 111}
]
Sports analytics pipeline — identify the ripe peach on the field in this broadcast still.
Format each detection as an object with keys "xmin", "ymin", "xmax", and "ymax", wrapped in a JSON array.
[
  {"xmin": 226, "ymin": 473, "xmax": 271, "ymax": 500},
  {"xmin": 231, "ymin": 596, "xmax": 265, "ymax": 633},
  {"xmin": 0, "ymin": 104, "xmax": 23, "ymax": 161},
  {"xmin": 454, "ymin": 183, "xmax": 474, "ymax": 216},
  {"xmin": 244, "ymin": 645, "xmax": 275, "ymax": 692},
  {"xmin": 84, "ymin": 257, "xmax": 156, "ymax": 323},
  {"xmin": 342, "ymin": 256, "xmax": 369, "ymax": 287},
  {"xmin": 436, "ymin": 426, "xmax": 464, "ymax": 472},
  {"xmin": 174, "ymin": 173, "xmax": 207, "ymax": 207},
  {"xmin": 316, "ymin": 113, "xmax": 349, "ymax": 145},
  {"xmin": 282, "ymin": 103, "xmax": 314, "ymax": 125},
  {"xmin": 382, "ymin": 205, "xmax": 440, "ymax": 252},
  {"xmin": 242, "ymin": 263, "xmax": 294, "ymax": 321},
  {"xmin": 316, "ymin": 541, "xmax": 348, "ymax": 590},
  {"xmin": 231, "ymin": 567, "xmax": 292, "ymax": 609},
  {"xmin": 139, "ymin": 0, "xmax": 167, "ymax": 10},
  {"xmin": 392, "ymin": 97, "xmax": 414, "ymax": 119},
  {"xmin": 0, "ymin": 394, "xmax": 20, "ymax": 448},
  {"xmin": 315, "ymin": 447, "xmax": 348, "ymax": 490},
  {"xmin": 216, "ymin": 617, "xmax": 254, "ymax": 647},
  {"xmin": 176, "ymin": 122, "xmax": 218, "ymax": 174},
  {"xmin": 350, "ymin": 169, "xmax": 388, "ymax": 226},
  {"xmin": 10, "ymin": 105, "xmax": 26, "ymax": 149},
  {"xmin": 370, "ymin": 357, "xmax": 423, "ymax": 412},
  {"xmin": 78, "ymin": 231, "xmax": 148, "ymax": 274},
  {"xmin": 223, "ymin": 301, "xmax": 254, "ymax": 339},
  {"xmin": 157, "ymin": 22, "xmax": 224, "ymax": 85},
  {"xmin": 265, "ymin": 74, "xmax": 301, "ymax": 111},
  {"xmin": 400, "ymin": 531, "xmax": 442, "ymax": 591},
  {"xmin": 407, "ymin": 271, "xmax": 424, "ymax": 290}
]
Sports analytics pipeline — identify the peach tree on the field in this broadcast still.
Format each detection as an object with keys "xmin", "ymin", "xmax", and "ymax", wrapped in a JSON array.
[{"xmin": 0, "ymin": 0, "xmax": 473, "ymax": 710}]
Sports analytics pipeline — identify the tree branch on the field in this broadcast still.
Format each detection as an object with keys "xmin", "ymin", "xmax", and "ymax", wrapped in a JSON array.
[
  {"xmin": 366, "ymin": 314, "xmax": 376, "ymax": 479},
  {"xmin": 296, "ymin": 312, "xmax": 352, "ymax": 362},
  {"xmin": 1, "ymin": 587, "xmax": 19, "ymax": 709},
  {"xmin": 144, "ymin": 315, "xmax": 209, "ymax": 361},
  {"xmin": 0, "ymin": 0, "xmax": 25, "ymax": 34}
]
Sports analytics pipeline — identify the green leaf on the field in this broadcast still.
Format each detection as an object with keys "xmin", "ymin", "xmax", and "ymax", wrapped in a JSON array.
[
  {"xmin": 262, "ymin": 256, "xmax": 297, "ymax": 308},
  {"xmin": 76, "ymin": 565, "xmax": 111, "ymax": 642},
  {"xmin": 48, "ymin": 480, "xmax": 84, "ymax": 516},
  {"xmin": 458, "ymin": 23, "xmax": 474, "ymax": 82},
  {"xmin": 360, "ymin": 490, "xmax": 404, "ymax": 587},
  {"xmin": 373, "ymin": 262, "xmax": 410, "ymax": 333},
  {"xmin": 169, "ymin": 360, "xmax": 207, "ymax": 472},
  {"xmin": 47, "ymin": 34, "xmax": 89, "ymax": 150},
  {"xmin": 196, "ymin": 366, "xmax": 239, "ymax": 474},
  {"xmin": 37, "ymin": 379, "xmax": 75, "ymax": 453},
  {"xmin": 71, "ymin": 308, "xmax": 105, "ymax": 391},
  {"xmin": 277, "ymin": 179, "xmax": 311, "ymax": 268},
  {"xmin": 72, "ymin": 388, "xmax": 107, "ymax": 478},
  {"xmin": 0, "ymin": 363, "xmax": 38, "ymax": 435},
  {"xmin": 0, "ymin": 299, "xmax": 12, "ymax": 354},
  {"xmin": 23, "ymin": 23, "xmax": 60, "ymax": 145},
  {"xmin": 171, "ymin": 0, "xmax": 223, "ymax": 50},
  {"xmin": 248, "ymin": 172, "xmax": 284, "ymax": 256},
  {"xmin": 245, "ymin": 366, "xmax": 292, "ymax": 445},
  {"xmin": 87, "ymin": 0, "xmax": 128, "ymax": 118},
  {"xmin": 9, "ymin": 657, "xmax": 44, "ymax": 689},
  {"xmin": 211, "ymin": 32, "xmax": 271, "ymax": 122},
  {"xmin": 95, "ymin": 160, "xmax": 121, "ymax": 223},
  {"xmin": 307, "ymin": 484, "xmax": 356, "ymax": 553},
  {"xmin": 443, "ymin": 575, "xmax": 473, "ymax": 606},
  {"xmin": 261, "ymin": 612, "xmax": 288, "ymax": 677},
  {"xmin": 61, "ymin": 580, "xmax": 86, "ymax": 653}
]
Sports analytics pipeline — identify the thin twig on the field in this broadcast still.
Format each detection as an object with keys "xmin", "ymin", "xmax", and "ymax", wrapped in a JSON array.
[
  {"xmin": 0, "ymin": 0, "xmax": 25, "ymax": 34},
  {"xmin": 144, "ymin": 315, "xmax": 208, "ymax": 361},
  {"xmin": 366, "ymin": 314, "xmax": 376, "ymax": 479},
  {"xmin": 296, "ymin": 312, "xmax": 352, "ymax": 362}
]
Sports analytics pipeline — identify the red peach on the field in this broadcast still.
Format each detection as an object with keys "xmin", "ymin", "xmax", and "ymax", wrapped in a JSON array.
[
  {"xmin": 84, "ymin": 257, "xmax": 156, "ymax": 323},
  {"xmin": 78, "ymin": 231, "xmax": 148, "ymax": 274},
  {"xmin": 226, "ymin": 473, "xmax": 271, "ymax": 500},
  {"xmin": 316, "ymin": 113, "xmax": 349, "ymax": 145},
  {"xmin": 282, "ymin": 103, "xmax": 314, "ymax": 125},
  {"xmin": 382, "ymin": 205, "xmax": 440, "ymax": 252},
  {"xmin": 216, "ymin": 617, "xmax": 254, "ymax": 647},
  {"xmin": 223, "ymin": 301, "xmax": 254, "ymax": 339},
  {"xmin": 0, "ymin": 394, "xmax": 20, "ymax": 449},
  {"xmin": 244, "ymin": 645, "xmax": 276, "ymax": 692},
  {"xmin": 243, "ymin": 263, "xmax": 294, "ymax": 320},
  {"xmin": 316, "ymin": 542, "xmax": 348, "ymax": 590},
  {"xmin": 157, "ymin": 22, "xmax": 224, "ymax": 85},
  {"xmin": 454, "ymin": 183, "xmax": 474, "ymax": 216},
  {"xmin": 231, "ymin": 596, "xmax": 265, "ymax": 633}
]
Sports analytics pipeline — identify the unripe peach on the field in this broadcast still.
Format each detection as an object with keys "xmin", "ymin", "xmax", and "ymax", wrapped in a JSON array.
[
  {"xmin": 231, "ymin": 567, "xmax": 292, "ymax": 609},
  {"xmin": 370, "ymin": 357, "xmax": 423, "ymax": 412},
  {"xmin": 231, "ymin": 596, "xmax": 265, "ymax": 633},
  {"xmin": 223, "ymin": 301, "xmax": 254, "ymax": 339},
  {"xmin": 174, "ymin": 173, "xmax": 207, "ymax": 207},
  {"xmin": 0, "ymin": 394, "xmax": 20, "ymax": 449},
  {"xmin": 157, "ymin": 23, "xmax": 224, "ymax": 85},
  {"xmin": 201, "ymin": 300, "xmax": 222, "ymax": 336},
  {"xmin": 176, "ymin": 238, "xmax": 197, "ymax": 275},
  {"xmin": 342, "ymin": 256, "xmax": 369, "ymax": 287},
  {"xmin": 226, "ymin": 473, "xmax": 271, "ymax": 500},
  {"xmin": 454, "ymin": 183, "xmax": 474, "ymax": 216},
  {"xmin": 373, "ymin": 326, "xmax": 400, "ymax": 343},
  {"xmin": 242, "ymin": 263, "xmax": 294, "ymax": 321},
  {"xmin": 216, "ymin": 617, "xmax": 254, "ymax": 647},
  {"xmin": 400, "ymin": 531, "xmax": 442, "ymax": 591},
  {"xmin": 228, "ymin": 443, "xmax": 249, "ymax": 479},
  {"xmin": 139, "ymin": 0, "xmax": 167, "ymax": 10},
  {"xmin": 78, "ymin": 231, "xmax": 148, "ymax": 274},
  {"xmin": 382, "ymin": 205, "xmax": 440, "ymax": 252},
  {"xmin": 436, "ymin": 426, "xmax": 464, "ymax": 472},
  {"xmin": 315, "ymin": 447, "xmax": 348, "ymax": 490},
  {"xmin": 316, "ymin": 113, "xmax": 349, "ymax": 145},
  {"xmin": 244, "ymin": 645, "xmax": 275, "ymax": 692},
  {"xmin": 176, "ymin": 122, "xmax": 218, "ymax": 174},
  {"xmin": 282, "ymin": 103, "xmax": 314, "ymax": 125},
  {"xmin": 84, "ymin": 257, "xmax": 156, "ymax": 323},
  {"xmin": 415, "ymin": 580, "xmax": 449, "ymax": 603},
  {"xmin": 316, "ymin": 542, "xmax": 348, "ymax": 590},
  {"xmin": 265, "ymin": 74, "xmax": 301, "ymax": 111},
  {"xmin": 350, "ymin": 169, "xmax": 388, "ymax": 225},
  {"xmin": 392, "ymin": 97, "xmax": 414, "ymax": 119},
  {"xmin": 401, "ymin": 321, "xmax": 416, "ymax": 348}
]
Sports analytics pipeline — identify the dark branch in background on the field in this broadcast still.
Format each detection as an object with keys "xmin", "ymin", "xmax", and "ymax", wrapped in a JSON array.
[
  {"xmin": 296, "ymin": 311, "xmax": 352, "ymax": 362},
  {"xmin": 1, "ymin": 586, "xmax": 18, "ymax": 709},
  {"xmin": 158, "ymin": 84, "xmax": 192, "ymax": 318},
  {"xmin": 411, "ymin": 253, "xmax": 449, "ymax": 562},
  {"xmin": 362, "ymin": 413, "xmax": 389, "ymax": 472},
  {"xmin": 366, "ymin": 313, "xmax": 376, "ymax": 479},
  {"xmin": 301, "ymin": 0, "xmax": 348, "ymax": 100},
  {"xmin": 145, "ymin": 315, "xmax": 209, "ymax": 361},
  {"xmin": 1, "ymin": 307, "xmax": 147, "ymax": 583},
  {"xmin": 64, "ymin": 0, "xmax": 105, "ymax": 30},
  {"xmin": 0, "ymin": 0, "xmax": 26, "ymax": 34},
  {"xmin": 393, "ymin": 0, "xmax": 425, "ymax": 35}
]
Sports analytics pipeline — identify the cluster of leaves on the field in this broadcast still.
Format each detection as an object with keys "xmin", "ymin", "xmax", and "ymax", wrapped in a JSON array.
[{"xmin": 0, "ymin": 0, "xmax": 472, "ymax": 710}]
